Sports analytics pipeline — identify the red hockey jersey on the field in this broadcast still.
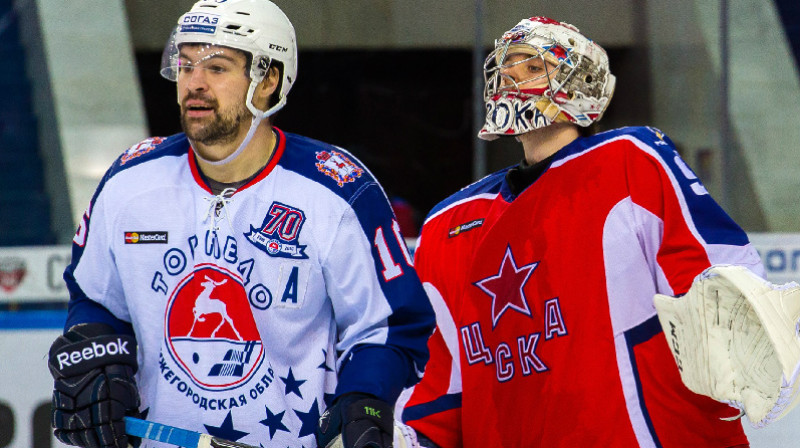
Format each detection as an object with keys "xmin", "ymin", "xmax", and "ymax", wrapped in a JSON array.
[{"xmin": 403, "ymin": 127, "xmax": 763, "ymax": 447}]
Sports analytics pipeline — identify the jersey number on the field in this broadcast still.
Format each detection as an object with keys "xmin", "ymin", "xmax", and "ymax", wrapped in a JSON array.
[
  {"xmin": 373, "ymin": 220, "xmax": 413, "ymax": 281},
  {"xmin": 73, "ymin": 204, "xmax": 92, "ymax": 247}
]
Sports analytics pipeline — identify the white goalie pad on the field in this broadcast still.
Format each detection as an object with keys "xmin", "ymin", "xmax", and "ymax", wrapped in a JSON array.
[{"xmin": 653, "ymin": 265, "xmax": 800, "ymax": 428}]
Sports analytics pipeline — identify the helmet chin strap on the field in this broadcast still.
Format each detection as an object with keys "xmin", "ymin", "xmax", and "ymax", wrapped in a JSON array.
[
  {"xmin": 193, "ymin": 76, "xmax": 280, "ymax": 167},
  {"xmin": 194, "ymin": 114, "xmax": 263, "ymax": 166}
]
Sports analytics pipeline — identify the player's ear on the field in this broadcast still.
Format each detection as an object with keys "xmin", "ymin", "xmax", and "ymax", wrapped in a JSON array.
[{"xmin": 253, "ymin": 66, "xmax": 280, "ymax": 109}]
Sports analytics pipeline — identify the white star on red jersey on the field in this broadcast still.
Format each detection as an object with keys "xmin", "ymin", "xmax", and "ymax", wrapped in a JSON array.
[{"xmin": 474, "ymin": 245, "xmax": 538, "ymax": 328}]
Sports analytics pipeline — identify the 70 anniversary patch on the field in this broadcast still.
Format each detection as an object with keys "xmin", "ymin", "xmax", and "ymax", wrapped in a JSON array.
[{"xmin": 244, "ymin": 202, "xmax": 308, "ymax": 259}]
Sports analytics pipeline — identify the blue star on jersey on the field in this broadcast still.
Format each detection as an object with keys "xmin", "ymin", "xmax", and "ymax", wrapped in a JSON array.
[
  {"xmin": 474, "ymin": 245, "xmax": 538, "ymax": 328},
  {"xmin": 280, "ymin": 367, "xmax": 306, "ymax": 398},
  {"xmin": 259, "ymin": 406, "xmax": 290, "ymax": 440},
  {"xmin": 294, "ymin": 399, "xmax": 322, "ymax": 438},
  {"xmin": 318, "ymin": 349, "xmax": 334, "ymax": 372},
  {"xmin": 205, "ymin": 411, "xmax": 249, "ymax": 441}
]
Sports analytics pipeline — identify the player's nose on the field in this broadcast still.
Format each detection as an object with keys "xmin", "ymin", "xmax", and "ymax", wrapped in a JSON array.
[
  {"xmin": 186, "ymin": 68, "xmax": 209, "ymax": 90},
  {"xmin": 499, "ymin": 70, "xmax": 517, "ymax": 87}
]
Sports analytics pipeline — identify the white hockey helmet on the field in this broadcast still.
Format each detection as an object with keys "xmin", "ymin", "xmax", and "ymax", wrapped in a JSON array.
[
  {"xmin": 160, "ymin": 0, "xmax": 298, "ymax": 119},
  {"xmin": 479, "ymin": 16, "xmax": 616, "ymax": 140}
]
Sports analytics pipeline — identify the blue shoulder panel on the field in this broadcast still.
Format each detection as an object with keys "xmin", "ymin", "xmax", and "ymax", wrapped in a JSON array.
[
  {"xmin": 277, "ymin": 131, "xmax": 379, "ymax": 204},
  {"xmin": 108, "ymin": 133, "xmax": 190, "ymax": 177},
  {"xmin": 588, "ymin": 126, "xmax": 749, "ymax": 246},
  {"xmin": 426, "ymin": 169, "xmax": 508, "ymax": 219}
]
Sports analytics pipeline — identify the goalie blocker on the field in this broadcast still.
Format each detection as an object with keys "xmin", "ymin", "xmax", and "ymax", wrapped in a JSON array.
[{"xmin": 653, "ymin": 265, "xmax": 800, "ymax": 427}]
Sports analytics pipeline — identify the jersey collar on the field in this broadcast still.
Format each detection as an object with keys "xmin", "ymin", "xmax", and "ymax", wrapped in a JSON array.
[{"xmin": 188, "ymin": 127, "xmax": 287, "ymax": 194}]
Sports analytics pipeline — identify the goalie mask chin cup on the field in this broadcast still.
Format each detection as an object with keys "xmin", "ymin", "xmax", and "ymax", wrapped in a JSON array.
[
  {"xmin": 160, "ymin": 0, "xmax": 297, "ymax": 119},
  {"xmin": 479, "ymin": 16, "xmax": 616, "ymax": 141}
]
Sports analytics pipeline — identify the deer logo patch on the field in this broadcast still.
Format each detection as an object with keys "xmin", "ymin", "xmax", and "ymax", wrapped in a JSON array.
[{"xmin": 164, "ymin": 264, "xmax": 265, "ymax": 391}]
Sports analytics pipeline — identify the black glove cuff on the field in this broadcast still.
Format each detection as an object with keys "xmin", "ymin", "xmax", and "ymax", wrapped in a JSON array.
[
  {"xmin": 49, "ymin": 324, "xmax": 138, "ymax": 379},
  {"xmin": 341, "ymin": 395, "xmax": 393, "ymax": 434},
  {"xmin": 317, "ymin": 393, "xmax": 395, "ymax": 448}
]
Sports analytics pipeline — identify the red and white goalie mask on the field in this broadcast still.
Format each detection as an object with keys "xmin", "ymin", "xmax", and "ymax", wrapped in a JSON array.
[{"xmin": 479, "ymin": 16, "xmax": 616, "ymax": 140}]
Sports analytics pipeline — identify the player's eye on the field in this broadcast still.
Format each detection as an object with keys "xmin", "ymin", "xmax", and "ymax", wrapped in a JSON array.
[
  {"xmin": 177, "ymin": 61, "xmax": 195, "ymax": 74},
  {"xmin": 207, "ymin": 64, "xmax": 228, "ymax": 74},
  {"xmin": 524, "ymin": 59, "xmax": 547, "ymax": 73}
]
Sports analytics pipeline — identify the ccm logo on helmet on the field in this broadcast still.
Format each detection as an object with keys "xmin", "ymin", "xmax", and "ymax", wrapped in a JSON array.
[
  {"xmin": 56, "ymin": 338, "xmax": 131, "ymax": 371},
  {"xmin": 268, "ymin": 43, "xmax": 288, "ymax": 53}
]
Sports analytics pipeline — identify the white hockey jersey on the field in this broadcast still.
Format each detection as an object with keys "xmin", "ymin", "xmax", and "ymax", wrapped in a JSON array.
[{"xmin": 63, "ymin": 128, "xmax": 435, "ymax": 447}]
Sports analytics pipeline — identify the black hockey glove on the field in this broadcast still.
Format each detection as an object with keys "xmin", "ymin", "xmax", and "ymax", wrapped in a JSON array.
[
  {"xmin": 48, "ymin": 323, "xmax": 140, "ymax": 448},
  {"xmin": 316, "ymin": 393, "xmax": 394, "ymax": 448}
]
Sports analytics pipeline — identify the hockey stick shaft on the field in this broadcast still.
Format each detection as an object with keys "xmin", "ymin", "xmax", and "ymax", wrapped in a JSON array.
[{"xmin": 124, "ymin": 416, "xmax": 258, "ymax": 448}]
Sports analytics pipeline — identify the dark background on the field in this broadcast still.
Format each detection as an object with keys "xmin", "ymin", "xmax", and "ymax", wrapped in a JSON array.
[{"xmin": 136, "ymin": 47, "xmax": 650, "ymax": 233}]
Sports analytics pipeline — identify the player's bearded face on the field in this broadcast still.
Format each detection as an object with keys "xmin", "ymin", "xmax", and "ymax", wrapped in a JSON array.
[{"xmin": 176, "ymin": 45, "xmax": 252, "ymax": 146}]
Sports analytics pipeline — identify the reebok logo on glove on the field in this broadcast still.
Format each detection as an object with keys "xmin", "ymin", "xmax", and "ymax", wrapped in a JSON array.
[
  {"xmin": 56, "ymin": 338, "xmax": 131, "ymax": 370},
  {"xmin": 49, "ymin": 332, "xmax": 138, "ymax": 379}
]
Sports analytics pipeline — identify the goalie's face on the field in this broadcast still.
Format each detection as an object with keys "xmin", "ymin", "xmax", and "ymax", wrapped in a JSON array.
[
  {"xmin": 498, "ymin": 52, "xmax": 557, "ymax": 93},
  {"xmin": 478, "ymin": 49, "xmax": 564, "ymax": 140}
]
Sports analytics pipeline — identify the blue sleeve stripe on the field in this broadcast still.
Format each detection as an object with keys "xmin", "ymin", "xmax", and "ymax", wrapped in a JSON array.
[
  {"xmin": 624, "ymin": 315, "xmax": 664, "ymax": 448},
  {"xmin": 63, "ymin": 266, "xmax": 134, "ymax": 335},
  {"xmin": 63, "ymin": 294, "xmax": 134, "ymax": 335},
  {"xmin": 402, "ymin": 393, "xmax": 462, "ymax": 423}
]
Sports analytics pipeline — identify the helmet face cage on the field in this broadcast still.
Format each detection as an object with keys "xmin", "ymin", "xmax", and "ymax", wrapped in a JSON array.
[
  {"xmin": 160, "ymin": 0, "xmax": 298, "ymax": 119},
  {"xmin": 479, "ymin": 17, "xmax": 616, "ymax": 141},
  {"xmin": 483, "ymin": 37, "xmax": 568, "ymax": 100}
]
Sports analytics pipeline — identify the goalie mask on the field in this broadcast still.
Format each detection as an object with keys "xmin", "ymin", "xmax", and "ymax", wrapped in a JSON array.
[
  {"xmin": 479, "ymin": 16, "xmax": 616, "ymax": 141},
  {"xmin": 160, "ymin": 0, "xmax": 297, "ymax": 120}
]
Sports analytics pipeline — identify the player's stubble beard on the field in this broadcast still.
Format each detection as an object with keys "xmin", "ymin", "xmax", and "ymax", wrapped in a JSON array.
[{"xmin": 180, "ymin": 93, "xmax": 251, "ymax": 147}]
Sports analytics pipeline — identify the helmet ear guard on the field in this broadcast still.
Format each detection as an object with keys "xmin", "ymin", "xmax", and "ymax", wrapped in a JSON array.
[
  {"xmin": 479, "ymin": 16, "xmax": 616, "ymax": 140},
  {"xmin": 250, "ymin": 55, "xmax": 270, "ymax": 83}
]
